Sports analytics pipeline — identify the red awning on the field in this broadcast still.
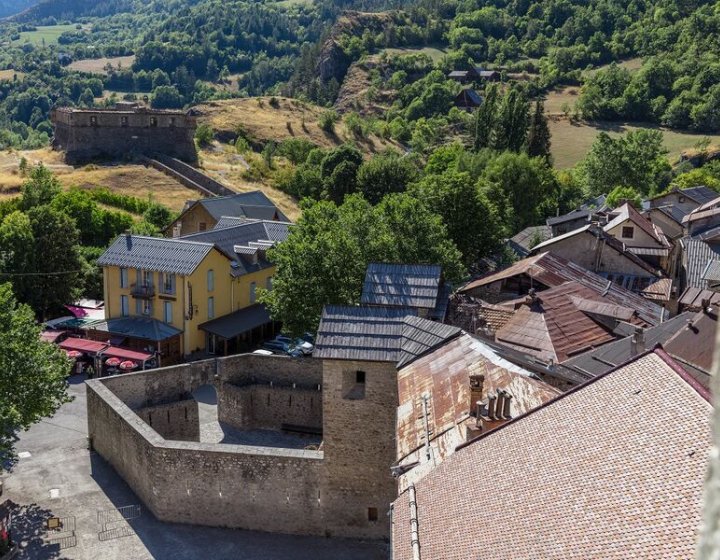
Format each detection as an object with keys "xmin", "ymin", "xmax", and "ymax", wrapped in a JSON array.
[
  {"xmin": 59, "ymin": 337, "xmax": 108, "ymax": 354},
  {"xmin": 100, "ymin": 346, "xmax": 153, "ymax": 362},
  {"xmin": 40, "ymin": 330, "xmax": 67, "ymax": 343}
]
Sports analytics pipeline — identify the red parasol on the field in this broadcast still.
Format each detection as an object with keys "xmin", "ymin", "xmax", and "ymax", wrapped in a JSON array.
[
  {"xmin": 66, "ymin": 350, "xmax": 82, "ymax": 359},
  {"xmin": 119, "ymin": 360, "xmax": 137, "ymax": 371},
  {"xmin": 105, "ymin": 357, "xmax": 121, "ymax": 367}
]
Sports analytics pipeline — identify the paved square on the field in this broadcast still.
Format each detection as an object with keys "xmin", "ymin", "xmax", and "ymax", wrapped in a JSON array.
[{"xmin": 2, "ymin": 375, "xmax": 387, "ymax": 560}]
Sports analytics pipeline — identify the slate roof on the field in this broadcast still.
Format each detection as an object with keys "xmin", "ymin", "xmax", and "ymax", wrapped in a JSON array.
[
  {"xmin": 648, "ymin": 185, "xmax": 718, "ymax": 206},
  {"xmin": 651, "ymin": 204, "xmax": 687, "ymax": 225},
  {"xmin": 198, "ymin": 304, "xmax": 272, "ymax": 339},
  {"xmin": 391, "ymin": 349, "xmax": 711, "ymax": 560},
  {"xmin": 97, "ymin": 235, "xmax": 216, "ymax": 275},
  {"xmin": 314, "ymin": 305, "xmax": 461, "ymax": 365},
  {"xmin": 361, "ymin": 263, "xmax": 443, "ymax": 310},
  {"xmin": 563, "ymin": 311, "xmax": 694, "ymax": 376},
  {"xmin": 507, "ymin": 225, "xmax": 551, "ymax": 256},
  {"xmin": 682, "ymin": 237, "xmax": 720, "ymax": 289},
  {"xmin": 180, "ymin": 220, "xmax": 291, "ymax": 276},
  {"xmin": 461, "ymin": 252, "xmax": 665, "ymax": 325},
  {"xmin": 85, "ymin": 316, "xmax": 182, "ymax": 341},
  {"xmin": 196, "ymin": 191, "xmax": 289, "ymax": 222}
]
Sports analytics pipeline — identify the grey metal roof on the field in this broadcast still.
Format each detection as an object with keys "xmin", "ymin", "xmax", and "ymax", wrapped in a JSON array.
[
  {"xmin": 181, "ymin": 220, "xmax": 291, "ymax": 276},
  {"xmin": 199, "ymin": 304, "xmax": 272, "ymax": 339},
  {"xmin": 562, "ymin": 311, "xmax": 694, "ymax": 377},
  {"xmin": 653, "ymin": 205, "xmax": 687, "ymax": 225},
  {"xmin": 682, "ymin": 237, "xmax": 720, "ymax": 289},
  {"xmin": 682, "ymin": 186, "xmax": 718, "ymax": 205},
  {"xmin": 213, "ymin": 216, "xmax": 254, "ymax": 229},
  {"xmin": 361, "ymin": 263, "xmax": 442, "ymax": 310},
  {"xmin": 197, "ymin": 191, "xmax": 290, "ymax": 222},
  {"xmin": 314, "ymin": 305, "xmax": 460, "ymax": 364},
  {"xmin": 702, "ymin": 260, "xmax": 720, "ymax": 282},
  {"xmin": 508, "ymin": 225, "xmax": 552, "ymax": 256},
  {"xmin": 97, "ymin": 235, "xmax": 216, "ymax": 275},
  {"xmin": 84, "ymin": 316, "xmax": 182, "ymax": 341},
  {"xmin": 546, "ymin": 208, "xmax": 591, "ymax": 226}
]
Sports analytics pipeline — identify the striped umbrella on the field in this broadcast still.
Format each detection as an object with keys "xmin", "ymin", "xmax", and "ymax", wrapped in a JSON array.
[
  {"xmin": 119, "ymin": 361, "xmax": 137, "ymax": 371},
  {"xmin": 66, "ymin": 350, "xmax": 82, "ymax": 359},
  {"xmin": 105, "ymin": 357, "xmax": 121, "ymax": 367}
]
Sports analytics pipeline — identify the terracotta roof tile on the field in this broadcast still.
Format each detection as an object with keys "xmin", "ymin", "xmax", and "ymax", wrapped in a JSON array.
[{"xmin": 392, "ymin": 351, "xmax": 711, "ymax": 560}]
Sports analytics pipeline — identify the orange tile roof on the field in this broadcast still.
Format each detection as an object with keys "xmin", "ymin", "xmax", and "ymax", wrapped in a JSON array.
[{"xmin": 392, "ymin": 350, "xmax": 711, "ymax": 560}]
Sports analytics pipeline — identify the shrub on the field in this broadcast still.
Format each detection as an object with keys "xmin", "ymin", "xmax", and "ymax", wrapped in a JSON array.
[
  {"xmin": 195, "ymin": 123, "xmax": 214, "ymax": 147},
  {"xmin": 319, "ymin": 110, "xmax": 339, "ymax": 133}
]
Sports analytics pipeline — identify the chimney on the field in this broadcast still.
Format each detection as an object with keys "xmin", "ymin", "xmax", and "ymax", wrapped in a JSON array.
[
  {"xmin": 469, "ymin": 374, "xmax": 484, "ymax": 416},
  {"xmin": 702, "ymin": 298, "xmax": 711, "ymax": 313},
  {"xmin": 494, "ymin": 392, "xmax": 504, "ymax": 420},
  {"xmin": 630, "ymin": 327, "xmax": 645, "ymax": 356},
  {"xmin": 501, "ymin": 391, "xmax": 512, "ymax": 419},
  {"xmin": 486, "ymin": 393, "xmax": 496, "ymax": 420}
]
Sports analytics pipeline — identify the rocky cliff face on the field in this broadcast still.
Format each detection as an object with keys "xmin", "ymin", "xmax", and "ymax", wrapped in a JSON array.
[{"xmin": 315, "ymin": 11, "xmax": 398, "ymax": 86}]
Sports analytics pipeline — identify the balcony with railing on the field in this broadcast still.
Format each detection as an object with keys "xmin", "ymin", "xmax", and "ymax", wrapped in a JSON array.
[{"xmin": 130, "ymin": 283, "xmax": 155, "ymax": 299}]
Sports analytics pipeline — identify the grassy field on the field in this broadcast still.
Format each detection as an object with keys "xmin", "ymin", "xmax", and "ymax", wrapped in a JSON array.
[
  {"xmin": 68, "ymin": 55, "xmax": 135, "ymax": 75},
  {"xmin": 196, "ymin": 96, "xmax": 403, "ymax": 155},
  {"xmin": 12, "ymin": 24, "xmax": 83, "ymax": 46},
  {"xmin": 549, "ymin": 118, "xmax": 720, "ymax": 169},
  {"xmin": 0, "ymin": 69, "xmax": 24, "ymax": 81},
  {"xmin": 383, "ymin": 46, "xmax": 448, "ymax": 63},
  {"xmin": 543, "ymin": 86, "xmax": 720, "ymax": 168},
  {"xmin": 0, "ymin": 147, "xmax": 302, "ymax": 218}
]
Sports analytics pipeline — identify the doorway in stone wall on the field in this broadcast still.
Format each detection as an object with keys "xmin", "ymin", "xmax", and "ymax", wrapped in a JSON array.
[{"xmin": 192, "ymin": 384, "xmax": 223, "ymax": 443}]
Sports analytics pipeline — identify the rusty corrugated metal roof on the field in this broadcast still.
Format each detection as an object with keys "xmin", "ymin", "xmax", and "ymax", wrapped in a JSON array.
[
  {"xmin": 460, "ymin": 252, "xmax": 664, "ymax": 325},
  {"xmin": 396, "ymin": 334, "xmax": 559, "ymax": 462},
  {"xmin": 494, "ymin": 283, "xmax": 622, "ymax": 363}
]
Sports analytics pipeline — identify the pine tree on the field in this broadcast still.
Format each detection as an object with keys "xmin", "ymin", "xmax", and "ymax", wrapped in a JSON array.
[
  {"xmin": 474, "ymin": 83, "xmax": 499, "ymax": 151},
  {"xmin": 527, "ymin": 99, "xmax": 552, "ymax": 162},
  {"xmin": 494, "ymin": 87, "xmax": 530, "ymax": 152}
]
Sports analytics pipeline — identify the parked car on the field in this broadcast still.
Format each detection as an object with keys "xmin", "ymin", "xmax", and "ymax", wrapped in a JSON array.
[
  {"xmin": 252, "ymin": 349, "xmax": 273, "ymax": 356},
  {"xmin": 275, "ymin": 335, "xmax": 313, "ymax": 355},
  {"xmin": 262, "ymin": 340, "xmax": 291, "ymax": 354}
]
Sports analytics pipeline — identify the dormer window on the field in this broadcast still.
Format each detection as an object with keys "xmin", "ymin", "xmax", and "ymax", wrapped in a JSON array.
[
  {"xmin": 621, "ymin": 226, "xmax": 634, "ymax": 239},
  {"xmin": 679, "ymin": 196, "xmax": 686, "ymax": 203}
]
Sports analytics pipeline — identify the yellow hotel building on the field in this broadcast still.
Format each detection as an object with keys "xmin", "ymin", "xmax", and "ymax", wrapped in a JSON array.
[{"xmin": 95, "ymin": 219, "xmax": 290, "ymax": 364}]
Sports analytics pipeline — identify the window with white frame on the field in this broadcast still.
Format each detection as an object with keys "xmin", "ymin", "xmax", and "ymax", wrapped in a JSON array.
[
  {"xmin": 120, "ymin": 268, "xmax": 129, "ymax": 288},
  {"xmin": 120, "ymin": 295, "xmax": 129, "ymax": 316},
  {"xmin": 208, "ymin": 296, "xmax": 215, "ymax": 319},
  {"xmin": 207, "ymin": 269, "xmax": 215, "ymax": 291}
]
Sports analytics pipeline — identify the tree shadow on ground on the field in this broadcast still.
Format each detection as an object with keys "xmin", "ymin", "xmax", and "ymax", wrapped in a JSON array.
[{"xmin": 9, "ymin": 502, "xmax": 64, "ymax": 559}]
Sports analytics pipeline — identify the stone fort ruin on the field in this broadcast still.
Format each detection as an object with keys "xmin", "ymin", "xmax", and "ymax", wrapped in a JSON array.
[
  {"xmin": 51, "ymin": 102, "xmax": 198, "ymax": 164},
  {"xmin": 86, "ymin": 353, "xmax": 395, "ymax": 540}
]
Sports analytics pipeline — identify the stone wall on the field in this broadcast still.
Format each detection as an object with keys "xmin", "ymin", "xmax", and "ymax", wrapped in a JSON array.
[
  {"xmin": 51, "ymin": 108, "xmax": 197, "ymax": 164},
  {"xmin": 219, "ymin": 383, "xmax": 322, "ymax": 432},
  {"xmin": 153, "ymin": 155, "xmax": 235, "ymax": 197},
  {"xmin": 136, "ymin": 399, "xmax": 199, "ymax": 441},
  {"xmin": 87, "ymin": 380, "xmax": 325, "ymax": 534},
  {"xmin": 320, "ymin": 359, "xmax": 399, "ymax": 540}
]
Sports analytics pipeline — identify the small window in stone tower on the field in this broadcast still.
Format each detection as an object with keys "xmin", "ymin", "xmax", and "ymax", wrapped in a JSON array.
[
  {"xmin": 150, "ymin": 117, "xmax": 157, "ymax": 127},
  {"xmin": 343, "ymin": 370, "xmax": 366, "ymax": 400},
  {"xmin": 169, "ymin": 117, "xmax": 176, "ymax": 127},
  {"xmin": 121, "ymin": 116, "xmax": 128, "ymax": 127},
  {"xmin": 367, "ymin": 507, "xmax": 378, "ymax": 522},
  {"xmin": 90, "ymin": 116, "xmax": 97, "ymax": 126},
  {"xmin": 356, "ymin": 370, "xmax": 366, "ymax": 384}
]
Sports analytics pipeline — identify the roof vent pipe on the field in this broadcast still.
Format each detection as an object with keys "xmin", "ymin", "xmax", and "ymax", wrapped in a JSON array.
[
  {"xmin": 486, "ymin": 393, "xmax": 496, "ymax": 419},
  {"xmin": 501, "ymin": 391, "xmax": 512, "ymax": 419}
]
